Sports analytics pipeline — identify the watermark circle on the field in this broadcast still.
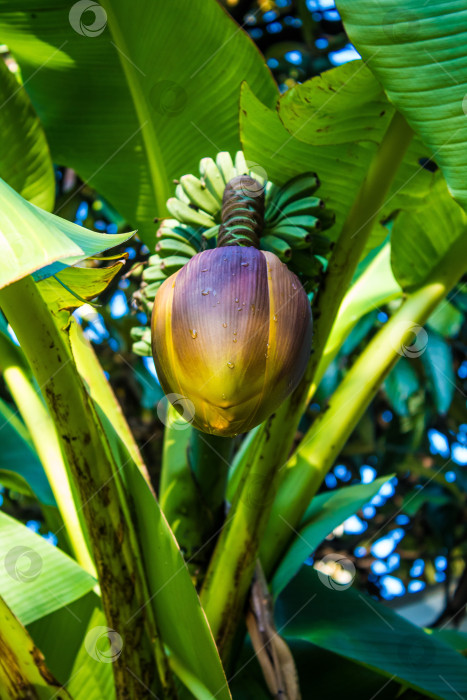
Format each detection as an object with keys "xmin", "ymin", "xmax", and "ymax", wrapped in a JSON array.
[
  {"xmin": 316, "ymin": 553, "xmax": 356, "ymax": 591},
  {"xmin": 157, "ymin": 393, "xmax": 195, "ymax": 430},
  {"xmin": 236, "ymin": 160, "xmax": 268, "ymax": 199},
  {"xmin": 69, "ymin": 1, "xmax": 107, "ymax": 37},
  {"xmin": 4, "ymin": 546, "xmax": 43, "ymax": 583},
  {"xmin": 150, "ymin": 81, "xmax": 188, "ymax": 116},
  {"xmin": 85, "ymin": 626, "xmax": 123, "ymax": 663},
  {"xmin": 392, "ymin": 322, "xmax": 428, "ymax": 358}
]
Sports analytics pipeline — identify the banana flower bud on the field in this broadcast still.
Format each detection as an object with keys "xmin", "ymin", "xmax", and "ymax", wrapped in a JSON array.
[{"xmin": 152, "ymin": 245, "xmax": 312, "ymax": 436}]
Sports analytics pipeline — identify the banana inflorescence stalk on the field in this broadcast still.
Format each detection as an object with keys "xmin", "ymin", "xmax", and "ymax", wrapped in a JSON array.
[{"xmin": 217, "ymin": 175, "xmax": 264, "ymax": 248}]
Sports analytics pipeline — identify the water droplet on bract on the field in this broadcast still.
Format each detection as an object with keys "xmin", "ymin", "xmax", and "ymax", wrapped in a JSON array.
[
  {"xmin": 292, "ymin": 283, "xmax": 297, "ymax": 290},
  {"xmin": 201, "ymin": 288, "xmax": 211, "ymax": 296},
  {"xmin": 265, "ymin": 353, "xmax": 269, "ymax": 359},
  {"xmin": 266, "ymin": 343, "xmax": 270, "ymax": 348},
  {"xmin": 241, "ymin": 262, "xmax": 249, "ymax": 267},
  {"xmin": 201, "ymin": 268, "xmax": 208, "ymax": 272},
  {"xmin": 242, "ymin": 302, "xmax": 246, "ymax": 306},
  {"xmin": 213, "ymin": 290, "xmax": 217, "ymax": 296},
  {"xmin": 235, "ymin": 298, "xmax": 239, "ymax": 303},
  {"xmin": 190, "ymin": 329, "xmax": 198, "ymax": 339},
  {"xmin": 222, "ymin": 393, "xmax": 226, "ymax": 399},
  {"xmin": 250, "ymin": 304, "xmax": 255, "ymax": 312},
  {"xmin": 273, "ymin": 314, "xmax": 277, "ymax": 322},
  {"xmin": 227, "ymin": 361, "xmax": 235, "ymax": 369},
  {"xmin": 233, "ymin": 338, "xmax": 237, "ymax": 343},
  {"xmin": 223, "ymin": 322, "xmax": 227, "ymax": 328},
  {"xmin": 223, "ymin": 257, "xmax": 227, "ymax": 262},
  {"xmin": 233, "ymin": 330, "xmax": 237, "ymax": 335}
]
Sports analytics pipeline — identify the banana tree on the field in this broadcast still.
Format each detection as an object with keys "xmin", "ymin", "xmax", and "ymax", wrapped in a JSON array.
[{"xmin": 0, "ymin": 1, "xmax": 466, "ymax": 699}]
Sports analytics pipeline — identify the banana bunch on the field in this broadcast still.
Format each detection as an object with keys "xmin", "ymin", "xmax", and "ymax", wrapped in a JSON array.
[
  {"xmin": 131, "ymin": 151, "xmax": 334, "ymax": 356},
  {"xmin": 130, "ymin": 219, "xmax": 204, "ymax": 356},
  {"xmin": 262, "ymin": 173, "xmax": 335, "ymax": 269}
]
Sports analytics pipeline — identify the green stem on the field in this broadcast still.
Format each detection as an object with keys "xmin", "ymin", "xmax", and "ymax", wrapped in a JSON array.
[
  {"xmin": 160, "ymin": 416, "xmax": 232, "ymax": 582},
  {"xmin": 200, "ymin": 411, "xmax": 278, "ymax": 659},
  {"xmin": 0, "ymin": 276, "xmax": 175, "ymax": 699},
  {"xmin": 199, "ymin": 111, "xmax": 414, "ymax": 661},
  {"xmin": 188, "ymin": 430, "xmax": 232, "ymax": 519},
  {"xmin": 188, "ymin": 430, "xmax": 233, "ymax": 579},
  {"xmin": 261, "ymin": 231, "xmax": 467, "ymax": 575},
  {"xmin": 0, "ymin": 332, "xmax": 95, "ymax": 576}
]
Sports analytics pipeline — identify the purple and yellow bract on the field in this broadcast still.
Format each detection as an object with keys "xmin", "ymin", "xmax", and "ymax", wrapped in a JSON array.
[{"xmin": 152, "ymin": 246, "xmax": 312, "ymax": 436}]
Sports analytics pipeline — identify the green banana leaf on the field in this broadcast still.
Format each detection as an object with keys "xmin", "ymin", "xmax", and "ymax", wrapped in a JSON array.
[
  {"xmin": 38, "ymin": 259, "xmax": 125, "ymax": 314},
  {"xmin": 67, "ymin": 605, "xmax": 116, "ymax": 700},
  {"xmin": 337, "ymin": 243, "xmax": 401, "ymax": 333},
  {"xmin": 432, "ymin": 629, "xmax": 467, "ymax": 654},
  {"xmin": 316, "ymin": 243, "xmax": 401, "ymax": 384},
  {"xmin": 277, "ymin": 568, "xmax": 467, "ymax": 700},
  {"xmin": 336, "ymin": 0, "xmax": 467, "ymax": 211},
  {"xmin": 271, "ymin": 476, "xmax": 391, "ymax": 597},
  {"xmin": 421, "ymin": 330, "xmax": 455, "ymax": 415},
  {"xmin": 0, "ymin": 177, "xmax": 134, "ymax": 290},
  {"xmin": 428, "ymin": 301, "xmax": 464, "ymax": 338},
  {"xmin": 0, "ymin": 469, "xmax": 36, "ymax": 498},
  {"xmin": 27, "ymin": 591, "xmax": 100, "ymax": 689},
  {"xmin": 240, "ymin": 78, "xmax": 434, "ymax": 256},
  {"xmin": 0, "ymin": 594, "xmax": 72, "ymax": 699},
  {"xmin": 339, "ymin": 311, "xmax": 378, "ymax": 357},
  {"xmin": 383, "ymin": 359, "xmax": 420, "ymax": 417},
  {"xmin": 0, "ymin": 396, "xmax": 55, "ymax": 505},
  {"xmin": 0, "ymin": 511, "xmax": 96, "ymax": 625},
  {"xmin": 0, "ymin": 56, "xmax": 54, "ymax": 210},
  {"xmin": 278, "ymin": 60, "xmax": 395, "ymax": 146},
  {"xmin": 0, "ymin": 0, "xmax": 277, "ymax": 247},
  {"xmin": 232, "ymin": 639, "xmax": 403, "ymax": 699},
  {"xmin": 391, "ymin": 179, "xmax": 467, "ymax": 291},
  {"xmin": 122, "ymin": 453, "xmax": 232, "ymax": 700}
]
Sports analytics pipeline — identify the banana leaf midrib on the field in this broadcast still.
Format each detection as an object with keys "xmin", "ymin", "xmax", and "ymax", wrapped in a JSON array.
[{"xmin": 101, "ymin": 0, "xmax": 170, "ymax": 216}]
